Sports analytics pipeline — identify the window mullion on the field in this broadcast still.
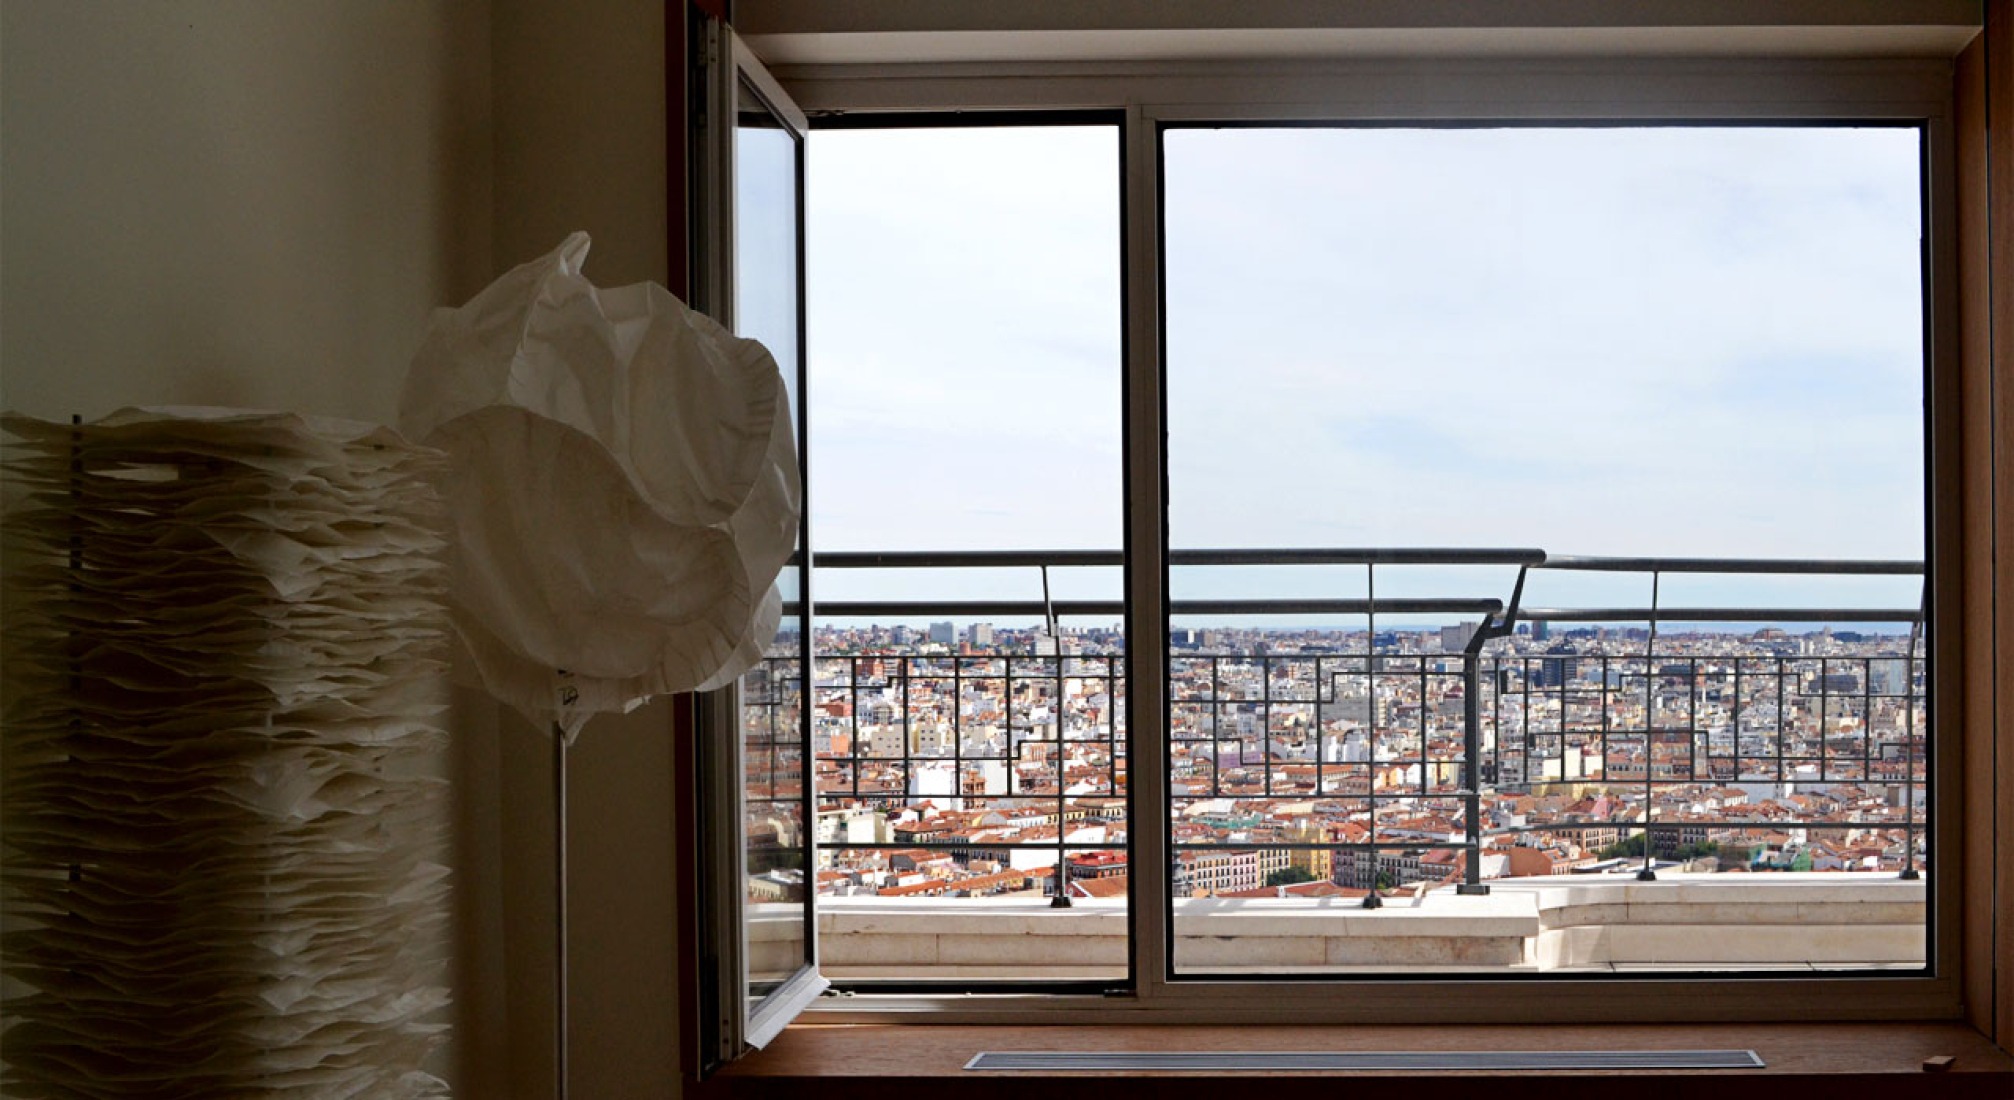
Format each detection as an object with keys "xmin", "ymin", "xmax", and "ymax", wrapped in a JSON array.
[{"xmin": 1122, "ymin": 104, "xmax": 1174, "ymax": 1002}]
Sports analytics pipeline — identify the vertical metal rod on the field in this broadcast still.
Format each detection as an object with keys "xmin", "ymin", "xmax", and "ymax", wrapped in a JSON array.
[
  {"xmin": 1639, "ymin": 572, "xmax": 1660, "ymax": 881},
  {"xmin": 1731, "ymin": 659, "xmax": 1744, "ymax": 805},
  {"xmin": 1315, "ymin": 660, "xmax": 1330, "ymax": 805},
  {"xmin": 849, "ymin": 657, "xmax": 861, "ymax": 804},
  {"xmin": 1459, "ymin": 627, "xmax": 1488, "ymax": 894},
  {"xmin": 1775, "ymin": 655, "xmax": 1788, "ymax": 809},
  {"xmin": 1859, "ymin": 658, "xmax": 1873, "ymax": 808},
  {"xmin": 953, "ymin": 648, "xmax": 964, "ymax": 799},
  {"xmin": 1052, "ymin": 662, "xmax": 1072, "ymax": 910},
  {"xmin": 1500, "ymin": 658, "xmax": 1515, "ymax": 794},
  {"xmin": 1559, "ymin": 643, "xmax": 1570, "ymax": 791},
  {"xmin": 1818, "ymin": 655, "xmax": 1831, "ymax": 789},
  {"xmin": 1041, "ymin": 564, "xmax": 1057, "ymax": 640},
  {"xmin": 1041, "ymin": 566, "xmax": 1070, "ymax": 907},
  {"xmin": 1415, "ymin": 658, "xmax": 1428, "ymax": 803},
  {"xmin": 1453, "ymin": 578, "xmax": 1519, "ymax": 897},
  {"xmin": 1109, "ymin": 655, "xmax": 1122, "ymax": 865},
  {"xmin": 1684, "ymin": 656, "xmax": 1698, "ymax": 808},
  {"xmin": 1211, "ymin": 655, "xmax": 1222, "ymax": 799},
  {"xmin": 1261, "ymin": 653, "xmax": 1273, "ymax": 799},
  {"xmin": 1900, "ymin": 599, "xmax": 1923, "ymax": 879},
  {"xmin": 552, "ymin": 724, "xmax": 569, "ymax": 1100},
  {"xmin": 1362, "ymin": 564, "xmax": 1381, "ymax": 909},
  {"xmin": 899, "ymin": 654, "xmax": 911, "ymax": 836}
]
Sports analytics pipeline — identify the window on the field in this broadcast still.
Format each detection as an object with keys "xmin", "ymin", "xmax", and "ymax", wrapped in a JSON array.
[
  {"xmin": 731, "ymin": 65, "xmax": 815, "ymax": 1024},
  {"xmin": 695, "ymin": 15, "xmax": 1975, "ymax": 1042}
]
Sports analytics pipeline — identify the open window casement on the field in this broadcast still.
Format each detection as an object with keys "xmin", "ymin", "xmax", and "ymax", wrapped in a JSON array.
[{"xmin": 693, "ymin": 19, "xmax": 825, "ymax": 1066}]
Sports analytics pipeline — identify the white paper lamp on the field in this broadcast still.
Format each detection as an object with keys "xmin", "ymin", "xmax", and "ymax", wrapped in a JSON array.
[
  {"xmin": 399, "ymin": 231, "xmax": 800, "ymax": 740},
  {"xmin": 397, "ymin": 234, "xmax": 801, "ymax": 1097}
]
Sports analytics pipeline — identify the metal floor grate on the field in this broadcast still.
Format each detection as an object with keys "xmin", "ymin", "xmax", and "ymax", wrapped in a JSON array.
[{"xmin": 965, "ymin": 1050, "xmax": 1765, "ymax": 1072}]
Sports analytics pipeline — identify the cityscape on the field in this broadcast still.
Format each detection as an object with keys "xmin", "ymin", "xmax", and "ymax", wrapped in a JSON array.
[{"xmin": 744, "ymin": 618, "xmax": 1926, "ymax": 907}]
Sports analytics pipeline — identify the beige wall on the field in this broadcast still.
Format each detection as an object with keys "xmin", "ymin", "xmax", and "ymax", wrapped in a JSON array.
[
  {"xmin": 0, "ymin": 0, "xmax": 493, "ymax": 424},
  {"xmin": 492, "ymin": 0, "xmax": 670, "ymax": 286},
  {"xmin": 488, "ymin": 1, "xmax": 681, "ymax": 1097},
  {"xmin": 5, "ymin": 2, "xmax": 683, "ymax": 1096}
]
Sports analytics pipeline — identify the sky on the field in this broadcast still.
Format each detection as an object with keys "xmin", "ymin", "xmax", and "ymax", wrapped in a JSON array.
[{"xmin": 797, "ymin": 124, "xmax": 1926, "ymax": 623}]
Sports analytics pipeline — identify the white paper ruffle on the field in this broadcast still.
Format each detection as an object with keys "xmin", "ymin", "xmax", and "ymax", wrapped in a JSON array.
[{"xmin": 400, "ymin": 233, "xmax": 800, "ymax": 740}]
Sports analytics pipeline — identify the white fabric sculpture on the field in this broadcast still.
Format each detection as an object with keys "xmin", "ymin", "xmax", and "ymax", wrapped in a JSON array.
[{"xmin": 400, "ymin": 232, "xmax": 800, "ymax": 740}]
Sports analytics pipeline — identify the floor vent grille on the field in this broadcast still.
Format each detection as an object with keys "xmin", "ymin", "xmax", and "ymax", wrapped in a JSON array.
[{"xmin": 965, "ymin": 1050, "xmax": 1765, "ymax": 1072}]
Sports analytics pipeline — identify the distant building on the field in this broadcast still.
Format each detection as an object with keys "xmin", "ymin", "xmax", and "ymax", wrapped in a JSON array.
[
  {"xmin": 928, "ymin": 620, "xmax": 956, "ymax": 645},
  {"xmin": 1067, "ymin": 850, "xmax": 1128, "ymax": 881},
  {"xmin": 1870, "ymin": 658, "xmax": 1911, "ymax": 697},
  {"xmin": 1532, "ymin": 645, "xmax": 1577, "ymax": 689},
  {"xmin": 968, "ymin": 622, "xmax": 994, "ymax": 647},
  {"xmin": 1338, "ymin": 847, "xmax": 1435, "ymax": 889},
  {"xmin": 1173, "ymin": 849, "xmax": 1261, "ymax": 896},
  {"xmin": 1440, "ymin": 622, "xmax": 1478, "ymax": 653}
]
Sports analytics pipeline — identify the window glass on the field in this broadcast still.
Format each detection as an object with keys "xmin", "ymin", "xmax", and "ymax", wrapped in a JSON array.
[
  {"xmin": 735, "ymin": 79, "xmax": 808, "ymax": 1003},
  {"xmin": 807, "ymin": 123, "xmax": 1127, "ymax": 985},
  {"xmin": 1162, "ymin": 125, "xmax": 1926, "ymax": 976}
]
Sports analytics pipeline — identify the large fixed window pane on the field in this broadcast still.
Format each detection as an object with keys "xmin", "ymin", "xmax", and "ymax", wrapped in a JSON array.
[
  {"xmin": 1163, "ymin": 125, "xmax": 1926, "ymax": 977},
  {"xmin": 807, "ymin": 122, "xmax": 1125, "ymax": 986}
]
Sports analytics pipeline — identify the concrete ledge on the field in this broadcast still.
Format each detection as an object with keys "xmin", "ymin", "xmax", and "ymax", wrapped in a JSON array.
[
  {"xmin": 1499, "ymin": 873, "xmax": 1927, "ymax": 968},
  {"xmin": 816, "ymin": 874, "xmax": 1927, "ymax": 975}
]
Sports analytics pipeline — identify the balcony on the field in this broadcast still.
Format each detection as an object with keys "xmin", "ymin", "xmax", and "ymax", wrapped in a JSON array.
[{"xmin": 745, "ymin": 549, "xmax": 1928, "ymax": 981}]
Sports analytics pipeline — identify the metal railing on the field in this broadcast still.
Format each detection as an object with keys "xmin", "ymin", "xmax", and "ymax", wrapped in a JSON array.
[{"xmin": 748, "ymin": 549, "xmax": 1926, "ymax": 907}]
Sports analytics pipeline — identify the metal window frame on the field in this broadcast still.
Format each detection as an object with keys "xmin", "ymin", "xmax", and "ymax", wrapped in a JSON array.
[{"xmin": 774, "ymin": 56, "xmax": 1964, "ymax": 1025}]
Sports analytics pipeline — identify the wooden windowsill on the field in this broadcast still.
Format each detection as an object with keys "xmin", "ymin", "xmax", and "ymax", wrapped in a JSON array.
[{"xmin": 699, "ymin": 1021, "xmax": 2013, "ymax": 1099}]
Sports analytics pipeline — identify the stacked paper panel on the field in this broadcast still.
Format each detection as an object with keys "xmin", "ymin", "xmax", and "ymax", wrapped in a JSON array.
[{"xmin": 1, "ymin": 409, "xmax": 453, "ymax": 1099}]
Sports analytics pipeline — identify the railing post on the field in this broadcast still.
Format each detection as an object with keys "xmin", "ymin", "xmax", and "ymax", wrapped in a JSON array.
[
  {"xmin": 1638, "ymin": 571, "xmax": 1661, "ymax": 882},
  {"xmin": 1899, "ymin": 601, "xmax": 1923, "ymax": 880},
  {"xmin": 1042, "ymin": 565, "xmax": 1072, "ymax": 908},
  {"xmin": 1363, "ymin": 563, "xmax": 1381, "ymax": 909},
  {"xmin": 1458, "ymin": 651, "xmax": 1490, "ymax": 895},
  {"xmin": 1454, "ymin": 565, "xmax": 1524, "ymax": 896}
]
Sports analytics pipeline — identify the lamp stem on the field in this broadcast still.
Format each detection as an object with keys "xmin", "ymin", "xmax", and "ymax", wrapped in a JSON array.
[{"xmin": 553, "ymin": 724, "xmax": 569, "ymax": 1100}]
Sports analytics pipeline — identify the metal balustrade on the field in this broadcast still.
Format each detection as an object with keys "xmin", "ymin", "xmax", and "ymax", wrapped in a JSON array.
[{"xmin": 742, "ymin": 550, "xmax": 1927, "ymax": 908}]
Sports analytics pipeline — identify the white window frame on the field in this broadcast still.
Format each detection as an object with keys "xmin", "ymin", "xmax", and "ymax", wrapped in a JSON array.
[
  {"xmin": 696, "ymin": 23, "xmax": 828, "ymax": 1059},
  {"xmin": 758, "ymin": 55, "xmax": 1965, "ymax": 1027}
]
